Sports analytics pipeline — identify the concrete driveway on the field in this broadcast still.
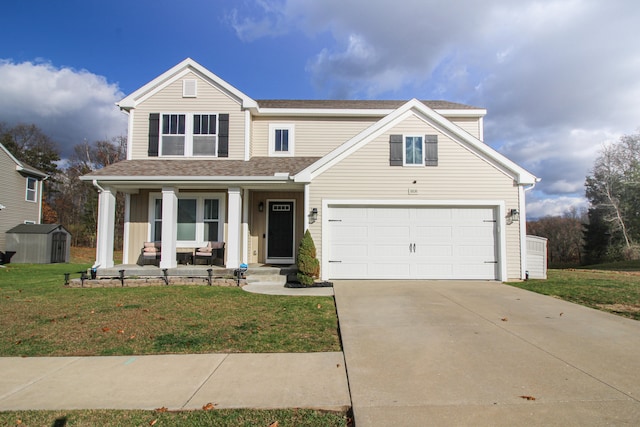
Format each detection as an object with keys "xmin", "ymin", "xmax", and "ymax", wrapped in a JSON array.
[{"xmin": 334, "ymin": 280, "xmax": 640, "ymax": 426}]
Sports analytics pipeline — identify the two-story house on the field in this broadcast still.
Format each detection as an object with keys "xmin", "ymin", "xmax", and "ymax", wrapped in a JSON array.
[
  {"xmin": 82, "ymin": 58, "xmax": 538, "ymax": 281},
  {"xmin": 0, "ymin": 142, "xmax": 47, "ymax": 257}
]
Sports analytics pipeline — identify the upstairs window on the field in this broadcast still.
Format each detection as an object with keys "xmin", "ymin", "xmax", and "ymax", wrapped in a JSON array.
[
  {"xmin": 404, "ymin": 135, "xmax": 424, "ymax": 166},
  {"xmin": 269, "ymin": 124, "xmax": 295, "ymax": 156},
  {"xmin": 26, "ymin": 177, "xmax": 37, "ymax": 202},
  {"xmin": 389, "ymin": 134, "xmax": 438, "ymax": 167},
  {"xmin": 159, "ymin": 113, "xmax": 218, "ymax": 157},
  {"xmin": 161, "ymin": 114, "xmax": 186, "ymax": 155},
  {"xmin": 193, "ymin": 114, "xmax": 217, "ymax": 156}
]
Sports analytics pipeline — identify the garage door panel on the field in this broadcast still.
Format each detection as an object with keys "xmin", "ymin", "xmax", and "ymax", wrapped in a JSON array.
[
  {"xmin": 332, "ymin": 225, "xmax": 369, "ymax": 241},
  {"xmin": 371, "ymin": 243, "xmax": 410, "ymax": 257},
  {"xmin": 371, "ymin": 208, "xmax": 411, "ymax": 221},
  {"xmin": 414, "ymin": 208, "xmax": 452, "ymax": 222},
  {"xmin": 373, "ymin": 225, "xmax": 411, "ymax": 239},
  {"xmin": 332, "ymin": 244, "xmax": 369, "ymax": 258},
  {"xmin": 327, "ymin": 205, "xmax": 499, "ymax": 280},
  {"xmin": 415, "ymin": 245, "xmax": 453, "ymax": 257}
]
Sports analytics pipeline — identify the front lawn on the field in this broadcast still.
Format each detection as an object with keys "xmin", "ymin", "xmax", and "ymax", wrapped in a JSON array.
[
  {"xmin": 0, "ymin": 408, "xmax": 349, "ymax": 427},
  {"xmin": 509, "ymin": 267, "xmax": 640, "ymax": 320},
  {"xmin": 0, "ymin": 263, "xmax": 341, "ymax": 357}
]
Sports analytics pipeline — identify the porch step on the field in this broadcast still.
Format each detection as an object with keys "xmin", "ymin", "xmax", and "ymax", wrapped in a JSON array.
[{"xmin": 244, "ymin": 265, "xmax": 296, "ymax": 286}]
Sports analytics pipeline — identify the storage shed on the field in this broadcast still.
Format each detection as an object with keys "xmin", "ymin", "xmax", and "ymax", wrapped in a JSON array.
[
  {"xmin": 526, "ymin": 235, "xmax": 548, "ymax": 279},
  {"xmin": 5, "ymin": 224, "xmax": 71, "ymax": 264}
]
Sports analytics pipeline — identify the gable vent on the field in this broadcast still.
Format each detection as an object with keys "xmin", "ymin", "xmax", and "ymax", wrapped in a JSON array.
[{"xmin": 183, "ymin": 79, "xmax": 197, "ymax": 97}]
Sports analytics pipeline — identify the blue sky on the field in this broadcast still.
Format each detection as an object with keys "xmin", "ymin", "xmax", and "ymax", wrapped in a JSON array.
[{"xmin": 2, "ymin": 0, "xmax": 640, "ymax": 218}]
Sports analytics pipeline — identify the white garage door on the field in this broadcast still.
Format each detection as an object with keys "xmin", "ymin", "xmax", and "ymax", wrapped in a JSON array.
[{"xmin": 327, "ymin": 206, "xmax": 498, "ymax": 280}]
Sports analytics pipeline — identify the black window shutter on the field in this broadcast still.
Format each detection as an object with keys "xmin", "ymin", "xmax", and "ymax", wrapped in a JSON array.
[
  {"xmin": 218, "ymin": 114, "xmax": 229, "ymax": 157},
  {"xmin": 148, "ymin": 113, "xmax": 160, "ymax": 157},
  {"xmin": 389, "ymin": 134, "xmax": 403, "ymax": 166},
  {"xmin": 425, "ymin": 135, "xmax": 438, "ymax": 166}
]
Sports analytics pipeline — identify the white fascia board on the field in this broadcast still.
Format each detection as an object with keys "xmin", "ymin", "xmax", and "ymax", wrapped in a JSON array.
[
  {"xmin": 295, "ymin": 98, "xmax": 536, "ymax": 185},
  {"xmin": 80, "ymin": 175, "xmax": 291, "ymax": 182},
  {"xmin": 435, "ymin": 108, "xmax": 487, "ymax": 118},
  {"xmin": 118, "ymin": 58, "xmax": 257, "ymax": 111},
  {"xmin": 253, "ymin": 107, "xmax": 393, "ymax": 117}
]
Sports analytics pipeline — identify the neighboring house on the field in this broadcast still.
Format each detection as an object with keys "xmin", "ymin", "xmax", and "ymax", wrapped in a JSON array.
[
  {"xmin": 0, "ymin": 142, "xmax": 47, "ymax": 255},
  {"xmin": 81, "ymin": 58, "xmax": 538, "ymax": 281}
]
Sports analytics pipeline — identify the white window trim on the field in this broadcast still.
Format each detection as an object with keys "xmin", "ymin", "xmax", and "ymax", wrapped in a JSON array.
[
  {"xmin": 148, "ymin": 192, "xmax": 226, "ymax": 248},
  {"xmin": 268, "ymin": 123, "xmax": 295, "ymax": 157},
  {"xmin": 159, "ymin": 112, "xmax": 218, "ymax": 158},
  {"xmin": 25, "ymin": 177, "xmax": 37, "ymax": 202},
  {"xmin": 403, "ymin": 134, "xmax": 424, "ymax": 166}
]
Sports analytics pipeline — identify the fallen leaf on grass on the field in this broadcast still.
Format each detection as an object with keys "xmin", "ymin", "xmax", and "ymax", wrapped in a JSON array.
[
  {"xmin": 155, "ymin": 406, "xmax": 168, "ymax": 412},
  {"xmin": 269, "ymin": 422, "xmax": 279, "ymax": 427},
  {"xmin": 317, "ymin": 304, "xmax": 322, "ymax": 309},
  {"xmin": 202, "ymin": 402, "xmax": 215, "ymax": 410},
  {"xmin": 90, "ymin": 310, "xmax": 95, "ymax": 314},
  {"xmin": 142, "ymin": 308, "xmax": 150, "ymax": 312},
  {"xmin": 101, "ymin": 327, "xmax": 110, "ymax": 332},
  {"xmin": 149, "ymin": 419, "xmax": 158, "ymax": 426},
  {"xmin": 129, "ymin": 334, "xmax": 136, "ymax": 340},
  {"xmin": 519, "ymin": 395, "xmax": 536, "ymax": 401},
  {"xmin": 116, "ymin": 303, "xmax": 123, "ymax": 307},
  {"xmin": 16, "ymin": 419, "xmax": 21, "ymax": 424},
  {"xmin": 117, "ymin": 329, "xmax": 125, "ymax": 334}
]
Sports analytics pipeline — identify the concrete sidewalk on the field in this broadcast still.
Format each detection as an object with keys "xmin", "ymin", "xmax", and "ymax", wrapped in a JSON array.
[
  {"xmin": 334, "ymin": 280, "xmax": 640, "ymax": 426},
  {"xmin": 0, "ymin": 352, "xmax": 350, "ymax": 411}
]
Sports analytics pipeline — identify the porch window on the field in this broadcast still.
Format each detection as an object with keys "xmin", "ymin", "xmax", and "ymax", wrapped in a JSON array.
[
  {"xmin": 203, "ymin": 199, "xmax": 220, "ymax": 241},
  {"xmin": 150, "ymin": 194, "xmax": 224, "ymax": 246},
  {"xmin": 153, "ymin": 199, "xmax": 163, "ymax": 241}
]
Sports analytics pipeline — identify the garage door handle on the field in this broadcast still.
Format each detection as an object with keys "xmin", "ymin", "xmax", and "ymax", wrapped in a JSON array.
[
  {"xmin": 329, "ymin": 260, "xmax": 342, "ymax": 263},
  {"xmin": 413, "ymin": 243, "xmax": 416, "ymax": 252},
  {"xmin": 484, "ymin": 261, "xmax": 498, "ymax": 264}
]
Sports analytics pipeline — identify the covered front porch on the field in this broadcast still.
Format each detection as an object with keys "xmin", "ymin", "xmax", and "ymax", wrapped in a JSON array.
[{"xmin": 91, "ymin": 184, "xmax": 310, "ymax": 272}]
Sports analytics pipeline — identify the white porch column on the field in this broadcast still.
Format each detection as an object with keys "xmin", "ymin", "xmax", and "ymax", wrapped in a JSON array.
[
  {"xmin": 160, "ymin": 187, "xmax": 178, "ymax": 269},
  {"xmin": 241, "ymin": 188, "xmax": 249, "ymax": 264},
  {"xmin": 95, "ymin": 186, "xmax": 116, "ymax": 268},
  {"xmin": 123, "ymin": 193, "xmax": 131, "ymax": 264},
  {"xmin": 227, "ymin": 187, "xmax": 242, "ymax": 268}
]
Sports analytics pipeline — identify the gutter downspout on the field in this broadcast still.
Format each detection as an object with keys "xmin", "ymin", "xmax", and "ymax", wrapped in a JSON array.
[{"xmin": 519, "ymin": 178, "xmax": 540, "ymax": 280}]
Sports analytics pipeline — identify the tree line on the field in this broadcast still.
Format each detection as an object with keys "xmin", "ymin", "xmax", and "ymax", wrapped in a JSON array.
[
  {"xmin": 528, "ymin": 131, "xmax": 640, "ymax": 266},
  {"xmin": 1, "ymin": 122, "xmax": 126, "ymax": 248}
]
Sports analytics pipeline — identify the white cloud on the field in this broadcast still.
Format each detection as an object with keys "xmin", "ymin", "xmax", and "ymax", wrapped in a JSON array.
[
  {"xmin": 0, "ymin": 60, "xmax": 127, "ymax": 158},
  {"xmin": 229, "ymin": 0, "xmax": 640, "ymax": 217},
  {"xmin": 526, "ymin": 194, "xmax": 587, "ymax": 219}
]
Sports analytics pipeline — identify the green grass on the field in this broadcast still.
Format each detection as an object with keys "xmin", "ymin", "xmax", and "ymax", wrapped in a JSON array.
[
  {"xmin": 0, "ymin": 263, "xmax": 341, "ymax": 356},
  {"xmin": 509, "ymin": 267, "xmax": 640, "ymax": 320},
  {"xmin": 0, "ymin": 408, "xmax": 350, "ymax": 426}
]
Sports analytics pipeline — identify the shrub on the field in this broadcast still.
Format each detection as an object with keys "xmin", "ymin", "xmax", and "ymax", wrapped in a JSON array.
[{"xmin": 297, "ymin": 230, "xmax": 320, "ymax": 286}]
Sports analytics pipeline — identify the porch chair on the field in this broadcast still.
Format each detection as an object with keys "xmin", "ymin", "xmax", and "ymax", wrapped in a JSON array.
[
  {"xmin": 141, "ymin": 242, "xmax": 161, "ymax": 266},
  {"xmin": 194, "ymin": 241, "xmax": 225, "ymax": 266}
]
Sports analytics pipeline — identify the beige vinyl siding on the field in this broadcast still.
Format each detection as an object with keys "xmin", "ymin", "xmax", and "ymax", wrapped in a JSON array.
[
  {"xmin": 449, "ymin": 117, "xmax": 482, "ymax": 139},
  {"xmin": 0, "ymin": 152, "xmax": 40, "ymax": 252},
  {"xmin": 308, "ymin": 114, "xmax": 523, "ymax": 280},
  {"xmin": 251, "ymin": 116, "xmax": 378, "ymax": 157},
  {"xmin": 130, "ymin": 72, "xmax": 246, "ymax": 160},
  {"xmin": 127, "ymin": 190, "xmax": 151, "ymax": 264}
]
